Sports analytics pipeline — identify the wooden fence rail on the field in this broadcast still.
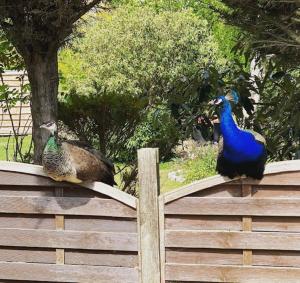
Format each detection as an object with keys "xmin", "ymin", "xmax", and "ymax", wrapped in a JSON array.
[{"xmin": 1, "ymin": 150, "xmax": 300, "ymax": 282}]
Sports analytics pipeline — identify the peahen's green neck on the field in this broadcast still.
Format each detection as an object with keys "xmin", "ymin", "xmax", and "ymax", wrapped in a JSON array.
[{"xmin": 45, "ymin": 135, "xmax": 59, "ymax": 152}]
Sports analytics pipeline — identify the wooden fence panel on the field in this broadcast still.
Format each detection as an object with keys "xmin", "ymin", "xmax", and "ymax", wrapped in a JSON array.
[
  {"xmin": 161, "ymin": 161, "xmax": 300, "ymax": 282},
  {"xmin": 2, "ymin": 151, "xmax": 300, "ymax": 282},
  {"xmin": 0, "ymin": 71, "xmax": 32, "ymax": 136},
  {"xmin": 0, "ymin": 163, "xmax": 138, "ymax": 283}
]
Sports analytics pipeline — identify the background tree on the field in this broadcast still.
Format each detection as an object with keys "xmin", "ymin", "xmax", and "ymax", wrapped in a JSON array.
[
  {"xmin": 218, "ymin": 0, "xmax": 300, "ymax": 65},
  {"xmin": 60, "ymin": 6, "xmax": 220, "ymax": 97},
  {"xmin": 58, "ymin": 5, "xmax": 223, "ymax": 159},
  {"xmin": 0, "ymin": 0, "xmax": 106, "ymax": 163}
]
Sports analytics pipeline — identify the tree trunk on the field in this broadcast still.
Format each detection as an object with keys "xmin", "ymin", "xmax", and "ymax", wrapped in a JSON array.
[{"xmin": 25, "ymin": 51, "xmax": 59, "ymax": 164}]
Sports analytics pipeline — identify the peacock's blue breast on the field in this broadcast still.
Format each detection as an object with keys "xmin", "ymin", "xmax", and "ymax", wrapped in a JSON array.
[{"xmin": 222, "ymin": 130, "xmax": 265, "ymax": 163}]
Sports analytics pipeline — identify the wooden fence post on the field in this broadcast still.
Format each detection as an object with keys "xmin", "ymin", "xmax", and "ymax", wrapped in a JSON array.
[{"xmin": 138, "ymin": 148, "xmax": 161, "ymax": 283}]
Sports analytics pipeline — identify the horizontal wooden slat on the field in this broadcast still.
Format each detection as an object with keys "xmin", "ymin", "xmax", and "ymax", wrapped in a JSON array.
[
  {"xmin": 65, "ymin": 216, "xmax": 137, "ymax": 232},
  {"xmin": 0, "ymin": 120, "xmax": 31, "ymax": 127},
  {"xmin": 165, "ymin": 197, "xmax": 300, "ymax": 216},
  {"xmin": 0, "ymin": 171, "xmax": 69, "ymax": 186},
  {"xmin": 0, "ymin": 128, "xmax": 32, "ymax": 135},
  {"xmin": 0, "ymin": 215, "xmax": 54, "ymax": 230},
  {"xmin": 165, "ymin": 263, "xmax": 300, "ymax": 282},
  {"xmin": 239, "ymin": 172, "xmax": 300, "ymax": 186},
  {"xmin": 253, "ymin": 216, "xmax": 300, "ymax": 232},
  {"xmin": 1, "ymin": 73, "xmax": 28, "ymax": 78},
  {"xmin": 0, "ymin": 84, "xmax": 24, "ymax": 88},
  {"xmin": 0, "ymin": 109, "xmax": 31, "ymax": 115},
  {"xmin": 0, "ymin": 247, "xmax": 55, "ymax": 264},
  {"xmin": 165, "ymin": 230, "xmax": 300, "ymax": 251},
  {"xmin": 0, "ymin": 261, "xmax": 138, "ymax": 282},
  {"xmin": 0, "ymin": 228, "xmax": 138, "ymax": 251},
  {"xmin": 252, "ymin": 186, "xmax": 300, "ymax": 198},
  {"xmin": 253, "ymin": 250, "xmax": 300, "ymax": 267},
  {"xmin": 0, "ymin": 126, "xmax": 31, "ymax": 129},
  {"xmin": 0, "ymin": 187, "xmax": 53, "ymax": 196},
  {"xmin": 191, "ymin": 184, "xmax": 241, "ymax": 197},
  {"xmin": 65, "ymin": 250, "xmax": 138, "ymax": 267},
  {"xmin": 166, "ymin": 249, "xmax": 242, "ymax": 265},
  {"xmin": 59, "ymin": 187, "xmax": 108, "ymax": 198},
  {"xmin": 165, "ymin": 215, "xmax": 242, "ymax": 231},
  {"xmin": 0, "ymin": 196, "xmax": 136, "ymax": 217},
  {"xmin": 0, "ymin": 115, "xmax": 31, "ymax": 121},
  {"xmin": 4, "ymin": 186, "xmax": 104, "ymax": 197}
]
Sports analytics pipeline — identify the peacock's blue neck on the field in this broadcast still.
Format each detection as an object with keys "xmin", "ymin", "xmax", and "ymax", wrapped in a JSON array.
[
  {"xmin": 219, "ymin": 101, "xmax": 240, "ymax": 140},
  {"xmin": 219, "ymin": 99, "xmax": 265, "ymax": 163}
]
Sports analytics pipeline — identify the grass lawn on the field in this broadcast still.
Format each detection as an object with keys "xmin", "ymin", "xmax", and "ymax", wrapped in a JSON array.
[
  {"xmin": 159, "ymin": 144, "xmax": 218, "ymax": 193},
  {"xmin": 0, "ymin": 135, "xmax": 32, "ymax": 161},
  {"xmin": 160, "ymin": 161, "xmax": 185, "ymax": 193}
]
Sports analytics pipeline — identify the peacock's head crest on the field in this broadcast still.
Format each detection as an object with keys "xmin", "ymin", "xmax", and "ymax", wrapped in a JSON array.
[
  {"xmin": 40, "ymin": 121, "xmax": 57, "ymax": 136},
  {"xmin": 209, "ymin": 90, "xmax": 239, "ymax": 107},
  {"xmin": 225, "ymin": 90, "xmax": 239, "ymax": 104}
]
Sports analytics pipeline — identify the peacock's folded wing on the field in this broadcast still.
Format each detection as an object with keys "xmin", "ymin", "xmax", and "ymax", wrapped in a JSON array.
[{"xmin": 244, "ymin": 129, "xmax": 266, "ymax": 145}]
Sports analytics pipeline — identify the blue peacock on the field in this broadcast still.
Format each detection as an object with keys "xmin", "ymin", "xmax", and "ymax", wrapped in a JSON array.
[{"xmin": 211, "ymin": 91, "xmax": 267, "ymax": 180}]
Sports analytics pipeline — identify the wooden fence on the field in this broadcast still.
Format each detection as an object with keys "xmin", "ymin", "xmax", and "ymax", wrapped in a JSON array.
[
  {"xmin": 159, "ymin": 157, "xmax": 300, "ymax": 283},
  {"xmin": 0, "ymin": 162, "xmax": 138, "ymax": 282},
  {"xmin": 0, "ymin": 71, "xmax": 31, "ymax": 136},
  {"xmin": 1, "ymin": 149, "xmax": 300, "ymax": 282}
]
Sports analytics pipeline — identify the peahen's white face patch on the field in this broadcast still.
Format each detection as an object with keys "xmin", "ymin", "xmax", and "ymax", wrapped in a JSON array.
[{"xmin": 40, "ymin": 121, "xmax": 57, "ymax": 135}]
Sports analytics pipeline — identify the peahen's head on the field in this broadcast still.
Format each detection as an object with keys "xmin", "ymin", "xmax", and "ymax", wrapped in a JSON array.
[{"xmin": 40, "ymin": 121, "xmax": 57, "ymax": 136}]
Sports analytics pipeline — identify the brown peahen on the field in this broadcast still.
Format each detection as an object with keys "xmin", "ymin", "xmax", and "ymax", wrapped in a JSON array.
[{"xmin": 40, "ymin": 121, "xmax": 116, "ymax": 185}]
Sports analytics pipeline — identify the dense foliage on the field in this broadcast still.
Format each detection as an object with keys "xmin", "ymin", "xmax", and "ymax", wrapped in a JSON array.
[
  {"xmin": 58, "ymin": 88, "xmax": 146, "ymax": 158},
  {"xmin": 218, "ymin": 0, "xmax": 300, "ymax": 66},
  {"xmin": 60, "ymin": 6, "xmax": 219, "ymax": 95},
  {"xmin": 59, "ymin": 5, "xmax": 223, "ymax": 161}
]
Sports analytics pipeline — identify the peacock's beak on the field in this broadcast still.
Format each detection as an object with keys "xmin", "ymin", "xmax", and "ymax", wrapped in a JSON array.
[
  {"xmin": 214, "ymin": 98, "xmax": 223, "ymax": 105},
  {"xmin": 209, "ymin": 98, "xmax": 223, "ymax": 106}
]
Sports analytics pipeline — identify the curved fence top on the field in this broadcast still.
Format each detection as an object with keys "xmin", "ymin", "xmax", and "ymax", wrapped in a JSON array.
[
  {"xmin": 0, "ymin": 161, "xmax": 137, "ymax": 208},
  {"xmin": 162, "ymin": 160, "xmax": 300, "ymax": 204}
]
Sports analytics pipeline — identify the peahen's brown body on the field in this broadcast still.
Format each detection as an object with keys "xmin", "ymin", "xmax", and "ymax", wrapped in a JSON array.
[{"xmin": 41, "ymin": 122, "xmax": 115, "ymax": 185}]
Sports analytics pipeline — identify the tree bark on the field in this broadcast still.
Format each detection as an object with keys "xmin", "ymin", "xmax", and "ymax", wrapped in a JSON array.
[{"xmin": 25, "ymin": 51, "xmax": 59, "ymax": 164}]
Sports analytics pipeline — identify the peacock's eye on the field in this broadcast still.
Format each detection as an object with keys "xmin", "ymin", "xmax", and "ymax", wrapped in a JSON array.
[{"xmin": 214, "ymin": 98, "xmax": 223, "ymax": 106}]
